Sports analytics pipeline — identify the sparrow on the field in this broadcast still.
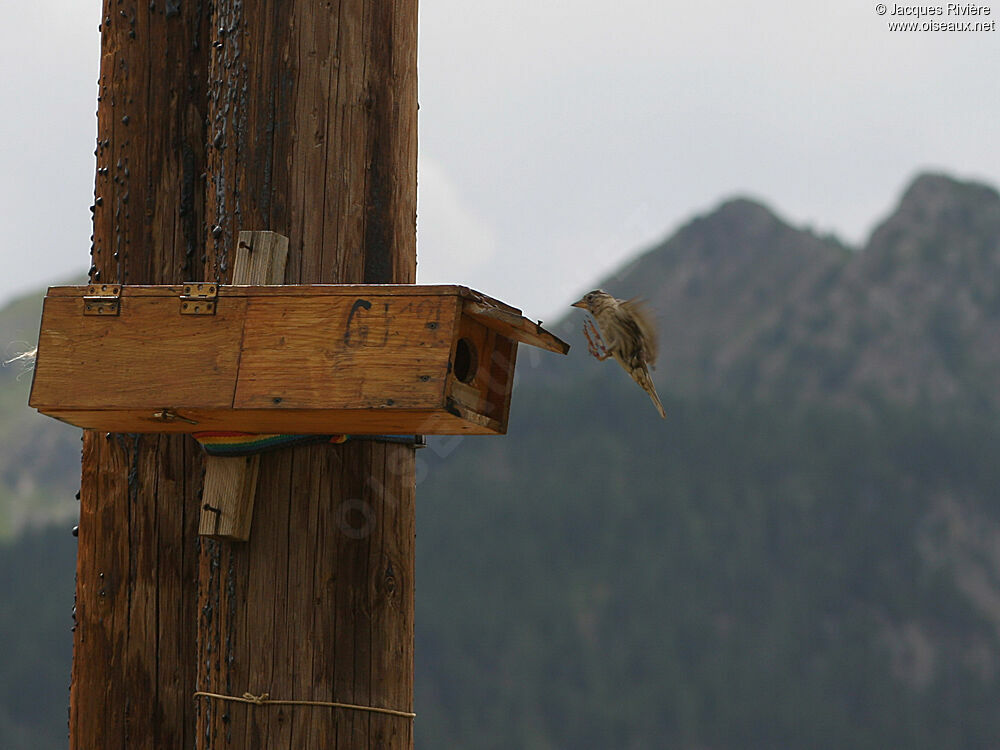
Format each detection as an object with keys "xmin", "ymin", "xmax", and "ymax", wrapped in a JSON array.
[{"xmin": 572, "ymin": 290, "xmax": 665, "ymax": 418}]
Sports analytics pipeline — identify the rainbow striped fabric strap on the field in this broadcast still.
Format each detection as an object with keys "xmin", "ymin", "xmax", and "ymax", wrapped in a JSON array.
[{"xmin": 193, "ymin": 432, "xmax": 349, "ymax": 457}]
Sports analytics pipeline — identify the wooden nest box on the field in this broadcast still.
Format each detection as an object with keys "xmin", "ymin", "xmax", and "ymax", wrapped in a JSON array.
[{"xmin": 29, "ymin": 284, "xmax": 568, "ymax": 435}]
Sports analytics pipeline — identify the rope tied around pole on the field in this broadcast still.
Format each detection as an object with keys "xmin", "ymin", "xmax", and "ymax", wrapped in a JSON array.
[{"xmin": 193, "ymin": 690, "xmax": 416, "ymax": 719}]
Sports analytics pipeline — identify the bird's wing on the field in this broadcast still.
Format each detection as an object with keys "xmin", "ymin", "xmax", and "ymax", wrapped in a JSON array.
[{"xmin": 622, "ymin": 298, "xmax": 658, "ymax": 367}]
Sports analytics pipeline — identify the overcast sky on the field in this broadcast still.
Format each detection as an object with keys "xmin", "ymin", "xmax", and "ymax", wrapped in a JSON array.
[{"xmin": 2, "ymin": 1, "xmax": 998, "ymax": 323}]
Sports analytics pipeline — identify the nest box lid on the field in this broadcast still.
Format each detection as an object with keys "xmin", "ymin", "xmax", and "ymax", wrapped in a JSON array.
[{"xmin": 456, "ymin": 290, "xmax": 567, "ymax": 355}]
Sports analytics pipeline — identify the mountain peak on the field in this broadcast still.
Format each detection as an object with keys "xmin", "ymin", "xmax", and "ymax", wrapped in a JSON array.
[
  {"xmin": 899, "ymin": 172, "xmax": 999, "ymax": 212},
  {"xmin": 712, "ymin": 195, "xmax": 782, "ymax": 223},
  {"xmin": 870, "ymin": 172, "xmax": 1000, "ymax": 248},
  {"xmin": 679, "ymin": 196, "xmax": 787, "ymax": 249}
]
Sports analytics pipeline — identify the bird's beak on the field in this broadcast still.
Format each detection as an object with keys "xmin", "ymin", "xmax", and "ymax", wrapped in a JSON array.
[{"xmin": 571, "ymin": 298, "xmax": 586, "ymax": 309}]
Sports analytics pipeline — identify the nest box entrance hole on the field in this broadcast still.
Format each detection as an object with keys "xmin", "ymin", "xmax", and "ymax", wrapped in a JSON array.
[
  {"xmin": 454, "ymin": 338, "xmax": 477, "ymax": 384},
  {"xmin": 448, "ymin": 315, "xmax": 518, "ymax": 424}
]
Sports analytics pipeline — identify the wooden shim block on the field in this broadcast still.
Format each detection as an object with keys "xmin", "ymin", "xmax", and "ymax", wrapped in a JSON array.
[
  {"xmin": 232, "ymin": 230, "xmax": 290, "ymax": 285},
  {"xmin": 199, "ymin": 229, "xmax": 289, "ymax": 541},
  {"xmin": 199, "ymin": 454, "xmax": 261, "ymax": 538}
]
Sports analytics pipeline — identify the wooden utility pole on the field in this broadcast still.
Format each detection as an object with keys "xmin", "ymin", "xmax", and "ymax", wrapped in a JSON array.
[{"xmin": 71, "ymin": 1, "xmax": 417, "ymax": 747}]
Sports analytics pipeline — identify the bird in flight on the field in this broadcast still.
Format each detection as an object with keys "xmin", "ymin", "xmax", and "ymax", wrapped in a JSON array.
[{"xmin": 571, "ymin": 290, "xmax": 665, "ymax": 418}]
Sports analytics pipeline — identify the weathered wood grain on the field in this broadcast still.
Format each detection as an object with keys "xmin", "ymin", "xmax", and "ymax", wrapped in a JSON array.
[
  {"xmin": 448, "ymin": 315, "xmax": 518, "ymax": 424},
  {"xmin": 199, "ymin": 229, "xmax": 289, "ymax": 541},
  {"xmin": 39, "ymin": 407, "xmax": 495, "ymax": 435},
  {"xmin": 464, "ymin": 299, "xmax": 570, "ymax": 354},
  {"xmin": 31, "ymin": 284, "xmax": 560, "ymax": 433},
  {"xmin": 231, "ymin": 231, "xmax": 290, "ymax": 287},
  {"xmin": 199, "ymin": 455, "xmax": 262, "ymax": 538},
  {"xmin": 31, "ymin": 294, "xmax": 247, "ymax": 409},
  {"xmin": 41, "ymin": 283, "xmax": 521, "ymax": 305},
  {"xmin": 196, "ymin": 0, "xmax": 418, "ymax": 748},
  {"xmin": 72, "ymin": 0, "xmax": 420, "ymax": 746},
  {"xmin": 155, "ymin": 434, "xmax": 199, "ymax": 749},
  {"xmin": 32, "ymin": 284, "xmax": 558, "ymax": 426},
  {"xmin": 233, "ymin": 293, "xmax": 453, "ymax": 409},
  {"xmin": 71, "ymin": 1, "xmax": 209, "ymax": 747}
]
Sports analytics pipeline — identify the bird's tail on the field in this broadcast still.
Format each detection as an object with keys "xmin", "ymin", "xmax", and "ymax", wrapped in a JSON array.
[
  {"xmin": 634, "ymin": 367, "xmax": 666, "ymax": 419},
  {"xmin": 649, "ymin": 388, "xmax": 666, "ymax": 419}
]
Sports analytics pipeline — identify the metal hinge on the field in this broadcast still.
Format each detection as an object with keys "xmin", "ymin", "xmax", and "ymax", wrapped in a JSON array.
[
  {"xmin": 180, "ymin": 283, "xmax": 218, "ymax": 315},
  {"xmin": 83, "ymin": 284, "xmax": 122, "ymax": 316},
  {"xmin": 152, "ymin": 408, "xmax": 200, "ymax": 425}
]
